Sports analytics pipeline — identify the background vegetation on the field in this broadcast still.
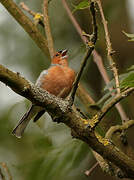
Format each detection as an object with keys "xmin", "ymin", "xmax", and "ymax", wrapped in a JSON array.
[{"xmin": 0, "ymin": 0, "xmax": 134, "ymax": 179}]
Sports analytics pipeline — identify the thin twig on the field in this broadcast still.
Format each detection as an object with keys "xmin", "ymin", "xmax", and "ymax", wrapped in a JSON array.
[
  {"xmin": 69, "ymin": 48, "xmax": 94, "ymax": 104},
  {"xmin": 91, "ymin": 88, "xmax": 134, "ymax": 129},
  {"xmin": 43, "ymin": 0, "xmax": 55, "ymax": 58},
  {"xmin": 21, "ymin": 1, "xmax": 55, "ymax": 57},
  {"xmin": 69, "ymin": 1, "xmax": 97, "ymax": 104},
  {"xmin": 20, "ymin": 2, "xmax": 35, "ymax": 16},
  {"xmin": 62, "ymin": 0, "xmax": 128, "ymax": 121},
  {"xmin": 105, "ymin": 120, "xmax": 134, "ymax": 139},
  {"xmin": 85, "ymin": 162, "xmax": 99, "ymax": 176},
  {"xmin": 93, "ymin": 51, "xmax": 128, "ymax": 121},
  {"xmin": 101, "ymin": 88, "xmax": 134, "ymax": 118},
  {"xmin": 20, "ymin": 2, "xmax": 44, "ymax": 28},
  {"xmin": 96, "ymin": 0, "xmax": 120, "ymax": 94},
  {"xmin": 0, "ymin": 168, "xmax": 5, "ymax": 180},
  {"xmin": 62, "ymin": 0, "xmax": 87, "ymax": 43},
  {"xmin": 1, "ymin": 65, "xmax": 134, "ymax": 177},
  {"xmin": 20, "ymin": 2, "xmax": 44, "ymax": 27},
  {"xmin": 76, "ymin": 83, "xmax": 95, "ymax": 104},
  {"xmin": 0, "ymin": 162, "xmax": 12, "ymax": 180},
  {"xmin": 0, "ymin": 0, "xmax": 49, "ymax": 57}
]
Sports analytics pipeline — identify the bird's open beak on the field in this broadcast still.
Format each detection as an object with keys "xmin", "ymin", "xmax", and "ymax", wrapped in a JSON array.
[{"xmin": 61, "ymin": 49, "xmax": 68, "ymax": 59}]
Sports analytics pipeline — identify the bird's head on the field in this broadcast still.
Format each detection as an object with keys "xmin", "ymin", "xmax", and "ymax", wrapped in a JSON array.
[{"xmin": 52, "ymin": 49, "xmax": 68, "ymax": 66}]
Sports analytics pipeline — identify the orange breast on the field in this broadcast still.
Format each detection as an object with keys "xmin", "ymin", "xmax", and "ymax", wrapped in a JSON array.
[{"xmin": 38, "ymin": 66, "xmax": 75, "ymax": 98}]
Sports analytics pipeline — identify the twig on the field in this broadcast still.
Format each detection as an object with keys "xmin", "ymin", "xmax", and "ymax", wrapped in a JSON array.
[
  {"xmin": 43, "ymin": 0, "xmax": 55, "ymax": 58},
  {"xmin": 90, "ymin": 88, "xmax": 134, "ymax": 129},
  {"xmin": 1, "ymin": 65, "xmax": 134, "ymax": 177},
  {"xmin": 62, "ymin": 0, "xmax": 87, "ymax": 43},
  {"xmin": 76, "ymin": 83, "xmax": 94, "ymax": 104},
  {"xmin": 18, "ymin": 0, "xmax": 128, "ymax": 122},
  {"xmin": 101, "ymin": 88, "xmax": 134, "ymax": 118},
  {"xmin": 93, "ymin": 51, "xmax": 128, "ymax": 121},
  {"xmin": 96, "ymin": 0, "xmax": 120, "ymax": 94},
  {"xmin": 62, "ymin": 0, "xmax": 128, "ymax": 121},
  {"xmin": 20, "ymin": 2, "xmax": 35, "ymax": 16},
  {"xmin": 69, "ymin": 48, "xmax": 94, "ymax": 104},
  {"xmin": 0, "ymin": 0, "xmax": 49, "ymax": 57},
  {"xmin": 105, "ymin": 120, "xmax": 134, "ymax": 139},
  {"xmin": 0, "ymin": 168, "xmax": 5, "ymax": 180},
  {"xmin": 0, "ymin": 162, "xmax": 12, "ymax": 180},
  {"xmin": 69, "ymin": 1, "xmax": 97, "ymax": 104},
  {"xmin": 20, "ymin": 2, "xmax": 44, "ymax": 27},
  {"xmin": 85, "ymin": 162, "xmax": 98, "ymax": 176}
]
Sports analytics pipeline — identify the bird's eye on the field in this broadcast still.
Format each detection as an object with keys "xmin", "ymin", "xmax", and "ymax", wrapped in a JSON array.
[{"xmin": 55, "ymin": 53, "xmax": 59, "ymax": 57}]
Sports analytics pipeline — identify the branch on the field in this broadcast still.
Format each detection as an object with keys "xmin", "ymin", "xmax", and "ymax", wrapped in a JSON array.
[
  {"xmin": 1, "ymin": 0, "xmax": 134, "ymax": 177},
  {"xmin": 69, "ymin": 1, "xmax": 97, "ymax": 104},
  {"xmin": 20, "ymin": 2, "xmax": 44, "ymax": 27},
  {"xmin": 61, "ymin": 0, "xmax": 128, "ymax": 121},
  {"xmin": 69, "ymin": 48, "xmax": 94, "ymax": 104},
  {"xmin": 1, "ymin": 64, "xmax": 134, "ymax": 177},
  {"xmin": 43, "ymin": 0, "xmax": 55, "ymax": 58},
  {"xmin": 20, "ymin": 2, "xmax": 35, "ymax": 16},
  {"xmin": 88, "ymin": 88, "xmax": 134, "ymax": 129},
  {"xmin": 0, "ymin": 162, "xmax": 12, "ymax": 180},
  {"xmin": 76, "ymin": 83, "xmax": 95, "ymax": 112},
  {"xmin": 1, "ymin": 0, "xmax": 98, "ymax": 118},
  {"xmin": 96, "ymin": 0, "xmax": 120, "ymax": 94},
  {"xmin": 101, "ymin": 89, "xmax": 134, "ymax": 119},
  {"xmin": 0, "ymin": 0, "xmax": 50, "ymax": 57},
  {"xmin": 106, "ymin": 120, "xmax": 134, "ymax": 139},
  {"xmin": 85, "ymin": 162, "xmax": 98, "ymax": 176},
  {"xmin": 0, "ymin": 168, "xmax": 5, "ymax": 180}
]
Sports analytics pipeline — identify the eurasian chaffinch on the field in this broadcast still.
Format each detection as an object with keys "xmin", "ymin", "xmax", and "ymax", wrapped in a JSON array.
[{"xmin": 12, "ymin": 49, "xmax": 75, "ymax": 138}]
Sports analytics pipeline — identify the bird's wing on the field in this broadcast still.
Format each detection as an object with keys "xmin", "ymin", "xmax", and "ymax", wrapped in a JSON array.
[
  {"xmin": 32, "ymin": 70, "xmax": 49, "ymax": 122},
  {"xmin": 35, "ymin": 70, "xmax": 48, "ymax": 87}
]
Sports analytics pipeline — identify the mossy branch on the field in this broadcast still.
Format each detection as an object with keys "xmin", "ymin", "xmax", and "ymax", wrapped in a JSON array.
[
  {"xmin": 1, "ymin": 64, "xmax": 134, "ymax": 178},
  {"xmin": 0, "ymin": 0, "xmax": 50, "ymax": 57}
]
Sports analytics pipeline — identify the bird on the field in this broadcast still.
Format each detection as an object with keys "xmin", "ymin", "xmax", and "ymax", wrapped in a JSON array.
[{"xmin": 12, "ymin": 49, "xmax": 75, "ymax": 138}]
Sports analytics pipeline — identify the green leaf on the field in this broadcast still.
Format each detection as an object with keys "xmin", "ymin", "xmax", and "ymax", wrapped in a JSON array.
[
  {"xmin": 96, "ymin": 89, "xmax": 117, "ymax": 107},
  {"xmin": 72, "ymin": 0, "xmax": 90, "ymax": 13},
  {"xmin": 120, "ymin": 73, "xmax": 134, "ymax": 88},
  {"xmin": 123, "ymin": 31, "xmax": 134, "ymax": 41},
  {"xmin": 127, "ymin": 65, "xmax": 134, "ymax": 71},
  {"xmin": 104, "ymin": 71, "xmax": 134, "ymax": 91},
  {"xmin": 102, "ymin": 94, "xmax": 116, "ymax": 108}
]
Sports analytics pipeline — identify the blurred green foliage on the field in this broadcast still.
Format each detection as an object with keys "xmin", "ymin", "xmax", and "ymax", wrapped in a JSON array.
[
  {"xmin": 0, "ymin": 0, "xmax": 134, "ymax": 179},
  {"xmin": 123, "ymin": 31, "xmax": 134, "ymax": 41}
]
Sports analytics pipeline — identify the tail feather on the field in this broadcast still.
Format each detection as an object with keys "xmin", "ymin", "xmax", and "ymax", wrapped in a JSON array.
[{"xmin": 12, "ymin": 105, "xmax": 41, "ymax": 138}]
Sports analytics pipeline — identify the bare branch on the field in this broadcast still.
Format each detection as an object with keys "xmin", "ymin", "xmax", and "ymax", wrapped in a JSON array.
[
  {"xmin": 96, "ymin": 0, "xmax": 120, "ymax": 94},
  {"xmin": 20, "ymin": 2, "xmax": 35, "ymax": 16},
  {"xmin": 69, "ymin": 47, "xmax": 94, "ymax": 104},
  {"xmin": 76, "ymin": 83, "xmax": 95, "ymax": 105},
  {"xmin": 85, "ymin": 162, "xmax": 98, "ymax": 176},
  {"xmin": 0, "ymin": 0, "xmax": 49, "ymax": 57},
  {"xmin": 0, "ymin": 162, "xmax": 12, "ymax": 180},
  {"xmin": 0, "ymin": 168, "xmax": 5, "ymax": 180},
  {"xmin": 43, "ymin": 0, "xmax": 55, "ymax": 58},
  {"xmin": 69, "ymin": 1, "xmax": 97, "ymax": 105},
  {"xmin": 106, "ymin": 120, "xmax": 134, "ymax": 139},
  {"xmin": 1, "ymin": 64, "xmax": 134, "ymax": 177},
  {"xmin": 61, "ymin": 0, "xmax": 128, "ymax": 121},
  {"xmin": 89, "ymin": 88, "xmax": 134, "ymax": 129},
  {"xmin": 62, "ymin": 0, "xmax": 87, "ymax": 43},
  {"xmin": 20, "ymin": 2, "xmax": 44, "ymax": 27}
]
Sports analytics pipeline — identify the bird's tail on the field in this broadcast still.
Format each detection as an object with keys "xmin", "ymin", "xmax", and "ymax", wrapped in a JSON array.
[{"xmin": 12, "ymin": 105, "xmax": 41, "ymax": 138}]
